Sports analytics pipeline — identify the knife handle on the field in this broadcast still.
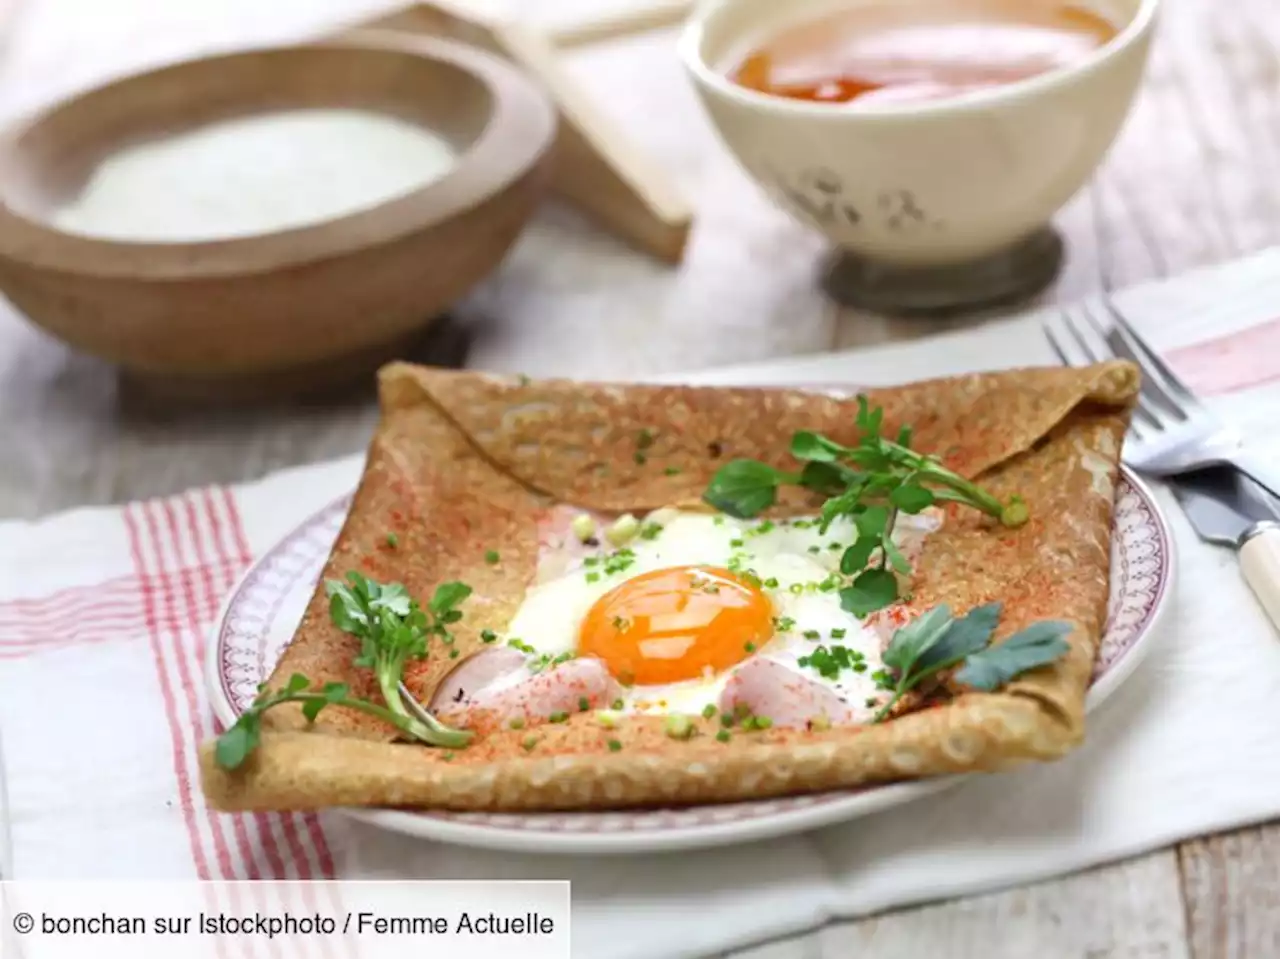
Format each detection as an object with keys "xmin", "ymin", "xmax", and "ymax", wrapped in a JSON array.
[{"xmin": 1240, "ymin": 523, "xmax": 1280, "ymax": 632}]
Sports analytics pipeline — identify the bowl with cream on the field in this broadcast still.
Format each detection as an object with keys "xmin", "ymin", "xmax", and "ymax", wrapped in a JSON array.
[
  {"xmin": 0, "ymin": 33, "xmax": 557, "ymax": 398},
  {"xmin": 679, "ymin": 0, "xmax": 1158, "ymax": 307}
]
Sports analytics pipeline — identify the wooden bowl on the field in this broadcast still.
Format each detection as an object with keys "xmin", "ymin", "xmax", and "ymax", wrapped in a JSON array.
[{"xmin": 0, "ymin": 32, "xmax": 557, "ymax": 399}]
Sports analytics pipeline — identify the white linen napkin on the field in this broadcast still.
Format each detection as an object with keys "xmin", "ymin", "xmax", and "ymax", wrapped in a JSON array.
[{"xmin": 5, "ymin": 248, "xmax": 1280, "ymax": 959}]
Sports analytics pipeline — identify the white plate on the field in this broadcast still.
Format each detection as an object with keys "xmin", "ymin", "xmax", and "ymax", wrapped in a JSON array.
[{"xmin": 208, "ymin": 468, "xmax": 1174, "ymax": 855}]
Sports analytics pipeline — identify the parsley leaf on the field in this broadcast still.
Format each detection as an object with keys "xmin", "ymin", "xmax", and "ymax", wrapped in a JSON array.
[
  {"xmin": 790, "ymin": 431, "xmax": 850, "ymax": 463},
  {"xmin": 881, "ymin": 605, "xmax": 953, "ymax": 673},
  {"xmin": 915, "ymin": 602, "xmax": 1002, "ymax": 672},
  {"xmin": 890, "ymin": 483, "xmax": 935, "ymax": 513},
  {"xmin": 840, "ymin": 537, "xmax": 878, "ymax": 574},
  {"xmin": 702, "ymin": 460, "xmax": 798, "ymax": 518},
  {"xmin": 871, "ymin": 605, "xmax": 1070, "ymax": 722},
  {"xmin": 840, "ymin": 568, "xmax": 899, "ymax": 617},
  {"xmin": 954, "ymin": 621, "xmax": 1073, "ymax": 690}
]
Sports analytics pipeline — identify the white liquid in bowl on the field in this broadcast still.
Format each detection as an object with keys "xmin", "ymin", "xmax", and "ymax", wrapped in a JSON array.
[{"xmin": 50, "ymin": 109, "xmax": 460, "ymax": 242}]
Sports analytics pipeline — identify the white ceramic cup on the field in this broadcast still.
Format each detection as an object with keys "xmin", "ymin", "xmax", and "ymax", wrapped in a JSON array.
[{"xmin": 679, "ymin": 0, "xmax": 1159, "ymax": 267}]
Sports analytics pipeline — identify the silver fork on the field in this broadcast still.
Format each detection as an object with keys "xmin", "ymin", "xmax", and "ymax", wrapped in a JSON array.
[{"xmin": 1044, "ymin": 296, "xmax": 1280, "ymax": 500}]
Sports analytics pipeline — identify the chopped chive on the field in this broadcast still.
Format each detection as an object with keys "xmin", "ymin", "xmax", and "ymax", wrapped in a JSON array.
[
  {"xmin": 509, "ymin": 717, "xmax": 526, "ymax": 730},
  {"xmin": 639, "ymin": 522, "xmax": 663, "ymax": 541},
  {"xmin": 853, "ymin": 662, "xmax": 868, "ymax": 673},
  {"xmin": 441, "ymin": 751, "xmax": 454, "ymax": 761},
  {"xmin": 480, "ymin": 629, "xmax": 498, "ymax": 644},
  {"xmin": 764, "ymin": 577, "xmax": 779, "ymax": 589},
  {"xmin": 664, "ymin": 714, "xmax": 694, "ymax": 740},
  {"xmin": 720, "ymin": 712, "xmax": 734, "ymax": 728},
  {"xmin": 702, "ymin": 704, "xmax": 717, "ymax": 719},
  {"xmin": 664, "ymin": 466, "xmax": 681, "ymax": 476},
  {"xmin": 633, "ymin": 451, "xmax": 647, "ymax": 465},
  {"xmin": 583, "ymin": 556, "xmax": 599, "ymax": 568},
  {"xmin": 578, "ymin": 696, "xmax": 590, "ymax": 713},
  {"xmin": 484, "ymin": 550, "xmax": 500, "ymax": 564},
  {"xmin": 607, "ymin": 739, "xmax": 623, "ymax": 752},
  {"xmin": 808, "ymin": 545, "xmax": 821, "ymax": 554},
  {"xmin": 754, "ymin": 716, "xmax": 773, "ymax": 730},
  {"xmin": 865, "ymin": 697, "xmax": 878, "ymax": 708},
  {"xmin": 385, "ymin": 532, "xmax": 399, "ymax": 548},
  {"xmin": 586, "ymin": 572, "xmax": 600, "ymax": 584},
  {"xmin": 548, "ymin": 711, "xmax": 569, "ymax": 724},
  {"xmin": 831, "ymin": 628, "xmax": 847, "ymax": 639},
  {"xmin": 611, "ymin": 698, "xmax": 624, "ymax": 710},
  {"xmin": 803, "ymin": 630, "xmax": 820, "ymax": 640},
  {"xmin": 637, "ymin": 428, "xmax": 655, "ymax": 449},
  {"xmin": 729, "ymin": 538, "xmax": 745, "ymax": 548},
  {"xmin": 716, "ymin": 730, "xmax": 731, "ymax": 743},
  {"xmin": 522, "ymin": 736, "xmax": 539, "ymax": 751},
  {"xmin": 449, "ymin": 649, "xmax": 460, "ymax": 659},
  {"xmin": 789, "ymin": 584, "xmax": 804, "ymax": 595},
  {"xmin": 744, "ymin": 642, "xmax": 756, "ymax": 653}
]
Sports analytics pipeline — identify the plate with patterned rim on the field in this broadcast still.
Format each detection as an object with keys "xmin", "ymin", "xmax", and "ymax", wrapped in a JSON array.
[{"xmin": 207, "ymin": 464, "xmax": 1174, "ymax": 855}]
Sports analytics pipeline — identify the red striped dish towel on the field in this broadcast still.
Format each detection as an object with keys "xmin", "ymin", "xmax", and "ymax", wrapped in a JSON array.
[
  {"xmin": 4, "ymin": 247, "xmax": 1280, "ymax": 959},
  {"xmin": 0, "ymin": 457, "xmax": 361, "ymax": 883}
]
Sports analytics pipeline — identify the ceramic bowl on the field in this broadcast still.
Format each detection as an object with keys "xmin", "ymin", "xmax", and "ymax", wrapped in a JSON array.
[
  {"xmin": 0, "ymin": 32, "xmax": 557, "ymax": 399},
  {"xmin": 679, "ymin": 0, "xmax": 1159, "ymax": 267}
]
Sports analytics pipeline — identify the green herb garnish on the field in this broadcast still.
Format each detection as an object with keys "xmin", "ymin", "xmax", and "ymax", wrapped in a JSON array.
[
  {"xmin": 872, "ymin": 603, "xmax": 1070, "ymax": 722},
  {"xmin": 702, "ymin": 396, "xmax": 1027, "ymax": 617},
  {"xmin": 214, "ymin": 574, "xmax": 475, "ymax": 769},
  {"xmin": 484, "ymin": 550, "xmax": 500, "ymax": 565},
  {"xmin": 797, "ymin": 644, "xmax": 857, "ymax": 680}
]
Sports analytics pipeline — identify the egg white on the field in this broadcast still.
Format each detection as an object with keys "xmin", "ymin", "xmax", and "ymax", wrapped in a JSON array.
[{"xmin": 498, "ymin": 507, "xmax": 940, "ymax": 718}]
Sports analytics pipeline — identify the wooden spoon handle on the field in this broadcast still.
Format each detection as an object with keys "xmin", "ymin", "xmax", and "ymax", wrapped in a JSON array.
[
  {"xmin": 547, "ymin": 0, "xmax": 696, "ymax": 48},
  {"xmin": 1240, "ymin": 524, "xmax": 1280, "ymax": 633}
]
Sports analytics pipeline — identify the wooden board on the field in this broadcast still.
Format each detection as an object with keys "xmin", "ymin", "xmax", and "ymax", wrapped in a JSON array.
[{"xmin": 342, "ymin": 2, "xmax": 694, "ymax": 264}]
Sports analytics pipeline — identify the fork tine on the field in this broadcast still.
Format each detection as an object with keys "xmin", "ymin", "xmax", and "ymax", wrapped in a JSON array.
[
  {"xmin": 1043, "ymin": 322, "xmax": 1075, "ymax": 367},
  {"xmin": 1056, "ymin": 307, "xmax": 1109, "ymax": 364},
  {"xmin": 1099, "ymin": 298, "xmax": 1204, "ymax": 410}
]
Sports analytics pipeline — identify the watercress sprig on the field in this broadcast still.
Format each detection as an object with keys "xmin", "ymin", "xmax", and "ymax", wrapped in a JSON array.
[
  {"xmin": 214, "ymin": 574, "xmax": 475, "ymax": 770},
  {"xmin": 872, "ymin": 602, "xmax": 1071, "ymax": 722},
  {"xmin": 326, "ymin": 572, "xmax": 472, "ymax": 745},
  {"xmin": 703, "ymin": 395, "xmax": 1028, "ymax": 616}
]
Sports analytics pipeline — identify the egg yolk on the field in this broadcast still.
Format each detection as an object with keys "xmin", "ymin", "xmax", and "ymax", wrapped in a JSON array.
[{"xmin": 577, "ymin": 565, "xmax": 774, "ymax": 686}]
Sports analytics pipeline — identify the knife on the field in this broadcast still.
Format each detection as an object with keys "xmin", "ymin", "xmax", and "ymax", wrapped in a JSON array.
[{"xmin": 1171, "ymin": 467, "xmax": 1280, "ymax": 631}]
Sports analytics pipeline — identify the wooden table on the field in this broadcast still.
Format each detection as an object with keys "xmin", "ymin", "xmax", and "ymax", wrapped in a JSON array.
[{"xmin": 0, "ymin": 0, "xmax": 1274, "ymax": 955}]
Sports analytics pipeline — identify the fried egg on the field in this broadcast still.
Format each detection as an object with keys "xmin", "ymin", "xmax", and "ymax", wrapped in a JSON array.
[{"xmin": 433, "ymin": 506, "xmax": 942, "ymax": 730}]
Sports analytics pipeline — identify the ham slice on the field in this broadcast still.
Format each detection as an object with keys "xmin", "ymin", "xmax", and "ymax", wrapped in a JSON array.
[
  {"xmin": 718, "ymin": 657, "xmax": 867, "ymax": 730},
  {"xmin": 431, "ymin": 648, "xmax": 621, "ymax": 725}
]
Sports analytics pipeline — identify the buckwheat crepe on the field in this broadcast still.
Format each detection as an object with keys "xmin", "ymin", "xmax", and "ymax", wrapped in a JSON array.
[{"xmin": 199, "ymin": 359, "xmax": 1138, "ymax": 812}]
